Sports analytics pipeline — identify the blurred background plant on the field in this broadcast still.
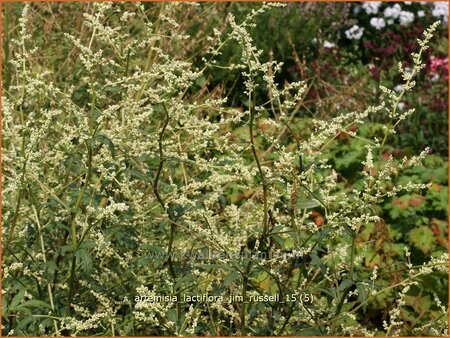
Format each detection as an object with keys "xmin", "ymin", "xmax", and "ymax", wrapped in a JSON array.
[{"xmin": 198, "ymin": 1, "xmax": 448, "ymax": 155}]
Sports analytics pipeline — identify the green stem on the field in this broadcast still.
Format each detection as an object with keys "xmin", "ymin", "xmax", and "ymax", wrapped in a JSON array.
[
  {"xmin": 66, "ymin": 255, "xmax": 77, "ymax": 315},
  {"xmin": 329, "ymin": 284, "xmax": 352, "ymax": 335},
  {"xmin": 135, "ymin": 4, "xmax": 163, "ymax": 102},
  {"xmin": 69, "ymin": 145, "xmax": 92, "ymax": 249},
  {"xmin": 349, "ymin": 235, "xmax": 356, "ymax": 280},
  {"xmin": 153, "ymin": 106, "xmax": 169, "ymax": 208},
  {"xmin": 152, "ymin": 104, "xmax": 181, "ymax": 319},
  {"xmin": 377, "ymin": 44, "xmax": 426, "ymax": 163},
  {"xmin": 240, "ymin": 261, "xmax": 252, "ymax": 334},
  {"xmin": 248, "ymin": 86, "xmax": 269, "ymax": 237},
  {"xmin": 66, "ymin": 144, "xmax": 93, "ymax": 315},
  {"xmin": 3, "ymin": 3, "xmax": 12, "ymax": 92},
  {"xmin": 329, "ymin": 234, "xmax": 356, "ymax": 335},
  {"xmin": 31, "ymin": 205, "xmax": 60, "ymax": 335},
  {"xmin": 89, "ymin": 86, "xmax": 96, "ymax": 135}
]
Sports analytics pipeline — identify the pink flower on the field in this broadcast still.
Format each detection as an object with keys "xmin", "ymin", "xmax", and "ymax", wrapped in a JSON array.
[{"xmin": 428, "ymin": 56, "xmax": 448, "ymax": 80}]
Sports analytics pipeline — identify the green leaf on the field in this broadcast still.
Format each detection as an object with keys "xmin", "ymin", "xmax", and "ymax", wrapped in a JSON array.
[
  {"xmin": 338, "ymin": 279, "xmax": 354, "ymax": 292},
  {"xmin": 95, "ymin": 134, "xmax": 116, "ymax": 158},
  {"xmin": 409, "ymin": 226, "xmax": 435, "ymax": 253},
  {"xmin": 296, "ymin": 198, "xmax": 320, "ymax": 209},
  {"xmin": 79, "ymin": 240, "xmax": 97, "ymax": 250},
  {"xmin": 130, "ymin": 169, "xmax": 148, "ymax": 181},
  {"xmin": 61, "ymin": 244, "xmax": 74, "ymax": 255},
  {"xmin": 254, "ymin": 271, "xmax": 273, "ymax": 291},
  {"xmin": 356, "ymin": 283, "xmax": 368, "ymax": 313},
  {"xmin": 195, "ymin": 76, "xmax": 207, "ymax": 87},
  {"xmin": 193, "ymin": 263, "xmax": 230, "ymax": 270},
  {"xmin": 2, "ymin": 295, "xmax": 8, "ymax": 314},
  {"xmin": 104, "ymin": 85, "xmax": 122, "ymax": 94},
  {"xmin": 141, "ymin": 244, "xmax": 165, "ymax": 254},
  {"xmin": 76, "ymin": 248, "xmax": 93, "ymax": 274},
  {"xmin": 166, "ymin": 308, "xmax": 179, "ymax": 324},
  {"xmin": 15, "ymin": 316, "xmax": 37, "ymax": 333},
  {"xmin": 43, "ymin": 261, "xmax": 57, "ymax": 275},
  {"xmin": 223, "ymin": 271, "xmax": 240, "ymax": 287},
  {"xmin": 16, "ymin": 299, "xmax": 52, "ymax": 311},
  {"xmin": 271, "ymin": 234, "xmax": 285, "ymax": 247},
  {"xmin": 10, "ymin": 289, "xmax": 26, "ymax": 311},
  {"xmin": 310, "ymin": 251, "xmax": 327, "ymax": 274},
  {"xmin": 270, "ymin": 225, "xmax": 286, "ymax": 234},
  {"xmin": 430, "ymin": 187, "xmax": 449, "ymax": 214},
  {"xmin": 317, "ymin": 287, "xmax": 336, "ymax": 299},
  {"xmin": 294, "ymin": 327, "xmax": 324, "ymax": 335}
]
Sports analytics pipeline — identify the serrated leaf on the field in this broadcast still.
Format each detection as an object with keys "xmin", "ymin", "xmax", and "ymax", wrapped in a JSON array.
[
  {"xmin": 43, "ymin": 261, "xmax": 57, "ymax": 275},
  {"xmin": 223, "ymin": 271, "xmax": 240, "ymax": 287},
  {"xmin": 175, "ymin": 274, "xmax": 195, "ymax": 290},
  {"xmin": 15, "ymin": 316, "xmax": 37, "ymax": 332},
  {"xmin": 75, "ymin": 248, "xmax": 93, "ymax": 274},
  {"xmin": 166, "ymin": 308, "xmax": 179, "ymax": 324},
  {"xmin": 61, "ymin": 244, "xmax": 73, "ymax": 255},
  {"xmin": 142, "ymin": 244, "xmax": 165, "ymax": 254},
  {"xmin": 79, "ymin": 240, "xmax": 97, "ymax": 250}
]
